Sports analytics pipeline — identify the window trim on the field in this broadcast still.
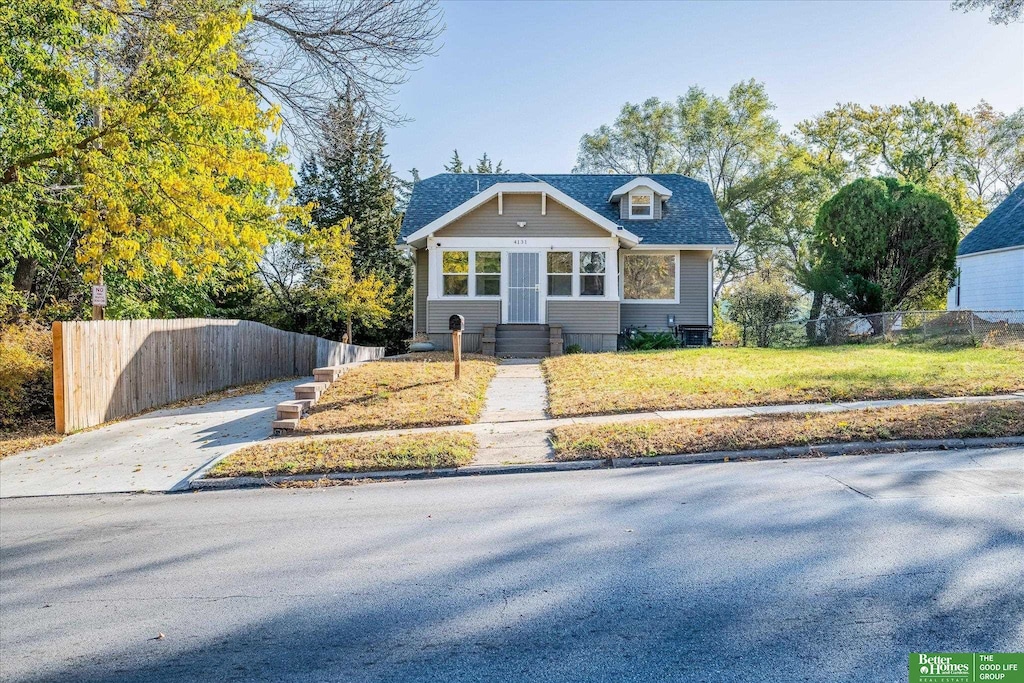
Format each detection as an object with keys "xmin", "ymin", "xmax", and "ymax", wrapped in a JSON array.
[
  {"xmin": 440, "ymin": 249, "xmax": 502, "ymax": 299},
  {"xmin": 628, "ymin": 189, "xmax": 654, "ymax": 220},
  {"xmin": 619, "ymin": 251, "xmax": 679, "ymax": 304},
  {"xmin": 545, "ymin": 251, "xmax": 575, "ymax": 298}
]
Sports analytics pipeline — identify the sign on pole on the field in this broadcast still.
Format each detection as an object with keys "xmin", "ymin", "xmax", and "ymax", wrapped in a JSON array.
[{"xmin": 91, "ymin": 285, "xmax": 107, "ymax": 307}]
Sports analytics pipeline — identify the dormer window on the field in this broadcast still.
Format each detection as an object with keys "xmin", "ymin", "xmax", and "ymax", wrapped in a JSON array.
[{"xmin": 629, "ymin": 191, "xmax": 652, "ymax": 219}]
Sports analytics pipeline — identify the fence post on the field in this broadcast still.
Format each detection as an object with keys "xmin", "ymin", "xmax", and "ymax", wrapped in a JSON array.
[{"xmin": 52, "ymin": 322, "xmax": 66, "ymax": 434}]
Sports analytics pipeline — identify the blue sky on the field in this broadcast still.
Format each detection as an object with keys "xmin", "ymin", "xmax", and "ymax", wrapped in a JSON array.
[{"xmin": 383, "ymin": 0, "xmax": 1024, "ymax": 179}]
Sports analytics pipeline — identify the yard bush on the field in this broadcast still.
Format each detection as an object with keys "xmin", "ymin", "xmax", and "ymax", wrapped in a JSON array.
[
  {"xmin": 0, "ymin": 323, "xmax": 53, "ymax": 427},
  {"xmin": 725, "ymin": 272, "xmax": 800, "ymax": 347},
  {"xmin": 565, "ymin": 343, "xmax": 583, "ymax": 354},
  {"xmin": 623, "ymin": 330, "xmax": 679, "ymax": 351}
]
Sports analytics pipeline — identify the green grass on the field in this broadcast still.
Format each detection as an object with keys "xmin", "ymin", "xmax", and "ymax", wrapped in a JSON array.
[
  {"xmin": 209, "ymin": 431, "xmax": 477, "ymax": 478},
  {"xmin": 551, "ymin": 401, "xmax": 1024, "ymax": 461},
  {"xmin": 542, "ymin": 345, "xmax": 1024, "ymax": 417},
  {"xmin": 298, "ymin": 352, "xmax": 498, "ymax": 433}
]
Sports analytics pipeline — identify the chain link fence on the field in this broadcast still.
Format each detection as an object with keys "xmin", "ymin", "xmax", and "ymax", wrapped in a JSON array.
[{"xmin": 730, "ymin": 310, "xmax": 1024, "ymax": 348}]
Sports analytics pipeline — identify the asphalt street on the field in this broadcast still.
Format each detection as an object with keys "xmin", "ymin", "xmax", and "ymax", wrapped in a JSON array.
[{"xmin": 1, "ymin": 447, "xmax": 1022, "ymax": 682}]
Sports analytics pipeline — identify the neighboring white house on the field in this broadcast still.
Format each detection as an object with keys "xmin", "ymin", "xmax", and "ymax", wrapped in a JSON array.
[{"xmin": 948, "ymin": 184, "xmax": 1024, "ymax": 311}]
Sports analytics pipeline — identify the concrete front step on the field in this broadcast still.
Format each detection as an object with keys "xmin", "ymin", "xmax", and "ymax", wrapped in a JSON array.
[{"xmin": 496, "ymin": 342, "xmax": 550, "ymax": 354}]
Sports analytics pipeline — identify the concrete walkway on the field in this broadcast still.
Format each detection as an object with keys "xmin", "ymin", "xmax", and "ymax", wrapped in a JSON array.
[
  {"xmin": 0, "ymin": 379, "xmax": 297, "ymax": 498},
  {"xmin": 476, "ymin": 359, "xmax": 553, "ymax": 466}
]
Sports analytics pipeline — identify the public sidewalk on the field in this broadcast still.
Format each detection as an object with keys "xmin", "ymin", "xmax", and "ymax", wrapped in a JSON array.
[{"xmin": 297, "ymin": 391, "xmax": 1024, "ymax": 468}]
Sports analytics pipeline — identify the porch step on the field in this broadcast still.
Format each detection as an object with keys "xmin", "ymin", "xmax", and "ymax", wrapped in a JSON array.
[{"xmin": 495, "ymin": 324, "xmax": 551, "ymax": 357}]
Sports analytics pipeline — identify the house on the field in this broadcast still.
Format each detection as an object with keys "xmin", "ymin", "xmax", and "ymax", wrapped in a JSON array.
[
  {"xmin": 947, "ymin": 184, "xmax": 1024, "ymax": 311},
  {"xmin": 400, "ymin": 173, "xmax": 735, "ymax": 355}
]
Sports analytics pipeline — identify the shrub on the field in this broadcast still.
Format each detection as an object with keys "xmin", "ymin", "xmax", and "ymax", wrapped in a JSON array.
[
  {"xmin": 624, "ymin": 330, "xmax": 679, "ymax": 351},
  {"xmin": 0, "ymin": 323, "xmax": 53, "ymax": 427},
  {"xmin": 725, "ymin": 272, "xmax": 800, "ymax": 347},
  {"xmin": 565, "ymin": 343, "xmax": 584, "ymax": 354}
]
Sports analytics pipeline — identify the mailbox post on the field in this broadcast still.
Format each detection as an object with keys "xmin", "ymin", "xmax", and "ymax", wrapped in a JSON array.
[{"xmin": 449, "ymin": 315, "xmax": 465, "ymax": 380}]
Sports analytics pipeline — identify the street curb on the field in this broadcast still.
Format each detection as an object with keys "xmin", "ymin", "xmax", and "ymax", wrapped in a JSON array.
[{"xmin": 189, "ymin": 436, "xmax": 1024, "ymax": 491}]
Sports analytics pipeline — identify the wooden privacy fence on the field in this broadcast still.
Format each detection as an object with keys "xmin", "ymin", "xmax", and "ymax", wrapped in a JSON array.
[{"xmin": 52, "ymin": 319, "xmax": 385, "ymax": 433}]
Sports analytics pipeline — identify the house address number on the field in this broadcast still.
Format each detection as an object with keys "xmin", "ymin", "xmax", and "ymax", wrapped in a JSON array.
[{"xmin": 513, "ymin": 239, "xmax": 528, "ymax": 245}]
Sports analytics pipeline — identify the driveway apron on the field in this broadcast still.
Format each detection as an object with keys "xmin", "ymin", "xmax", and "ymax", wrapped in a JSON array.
[{"xmin": 0, "ymin": 379, "xmax": 295, "ymax": 497}]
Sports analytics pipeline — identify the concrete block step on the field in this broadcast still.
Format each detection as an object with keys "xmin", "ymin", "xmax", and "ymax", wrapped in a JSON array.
[
  {"xmin": 276, "ymin": 400, "xmax": 309, "ymax": 419},
  {"xmin": 272, "ymin": 418, "xmax": 299, "ymax": 432}
]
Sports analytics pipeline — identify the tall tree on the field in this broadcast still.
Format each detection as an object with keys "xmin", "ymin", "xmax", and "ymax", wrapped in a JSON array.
[
  {"xmin": 2, "ymin": 0, "xmax": 298, "ymax": 317},
  {"xmin": 575, "ymin": 97, "xmax": 678, "ymax": 174},
  {"xmin": 283, "ymin": 95, "xmax": 410, "ymax": 349},
  {"xmin": 808, "ymin": 177, "xmax": 959, "ymax": 324}
]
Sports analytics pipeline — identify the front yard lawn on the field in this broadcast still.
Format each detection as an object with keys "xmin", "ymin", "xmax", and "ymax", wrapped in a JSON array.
[
  {"xmin": 297, "ymin": 353, "xmax": 498, "ymax": 433},
  {"xmin": 551, "ymin": 400, "xmax": 1024, "ymax": 461},
  {"xmin": 210, "ymin": 431, "xmax": 477, "ymax": 478},
  {"xmin": 543, "ymin": 346, "xmax": 1024, "ymax": 417}
]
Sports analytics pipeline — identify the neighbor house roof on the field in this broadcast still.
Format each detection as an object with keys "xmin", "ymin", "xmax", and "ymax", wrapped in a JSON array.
[
  {"xmin": 400, "ymin": 173, "xmax": 734, "ymax": 246},
  {"xmin": 958, "ymin": 184, "xmax": 1024, "ymax": 256}
]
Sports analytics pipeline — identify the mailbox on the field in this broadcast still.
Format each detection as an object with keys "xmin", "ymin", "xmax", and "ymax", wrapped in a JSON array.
[{"xmin": 449, "ymin": 314, "xmax": 465, "ymax": 331}]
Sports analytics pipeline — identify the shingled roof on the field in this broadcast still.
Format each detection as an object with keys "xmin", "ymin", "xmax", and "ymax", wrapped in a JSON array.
[
  {"xmin": 959, "ymin": 184, "xmax": 1024, "ymax": 256},
  {"xmin": 401, "ymin": 173, "xmax": 734, "ymax": 246}
]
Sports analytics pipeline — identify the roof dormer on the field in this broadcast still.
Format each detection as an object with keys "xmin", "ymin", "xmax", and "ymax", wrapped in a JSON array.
[{"xmin": 609, "ymin": 177, "xmax": 672, "ymax": 221}]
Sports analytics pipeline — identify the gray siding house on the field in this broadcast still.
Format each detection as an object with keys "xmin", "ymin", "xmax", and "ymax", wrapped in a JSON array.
[{"xmin": 401, "ymin": 173, "xmax": 734, "ymax": 355}]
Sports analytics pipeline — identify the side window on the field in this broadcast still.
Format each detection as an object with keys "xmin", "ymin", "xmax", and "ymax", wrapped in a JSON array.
[
  {"xmin": 579, "ymin": 251, "xmax": 606, "ymax": 296},
  {"xmin": 442, "ymin": 251, "xmax": 469, "ymax": 296},
  {"xmin": 475, "ymin": 251, "xmax": 501, "ymax": 296},
  {"xmin": 547, "ymin": 252, "xmax": 573, "ymax": 296}
]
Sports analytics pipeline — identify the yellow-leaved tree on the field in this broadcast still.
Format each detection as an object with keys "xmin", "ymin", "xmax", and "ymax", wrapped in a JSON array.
[
  {"xmin": 301, "ymin": 219, "xmax": 395, "ymax": 343},
  {"xmin": 1, "ymin": 0, "xmax": 302, "ymax": 301}
]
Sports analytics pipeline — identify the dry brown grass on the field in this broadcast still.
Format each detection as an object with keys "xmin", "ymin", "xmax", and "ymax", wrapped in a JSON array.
[
  {"xmin": 543, "ymin": 346, "xmax": 1024, "ymax": 417},
  {"xmin": 210, "ymin": 431, "xmax": 477, "ymax": 478},
  {"xmin": 551, "ymin": 401, "xmax": 1024, "ymax": 461},
  {"xmin": 0, "ymin": 419, "xmax": 63, "ymax": 459},
  {"xmin": 297, "ymin": 353, "xmax": 498, "ymax": 433}
]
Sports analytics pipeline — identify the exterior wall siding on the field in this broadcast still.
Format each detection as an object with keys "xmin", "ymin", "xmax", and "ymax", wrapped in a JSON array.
[
  {"xmin": 947, "ymin": 248, "xmax": 1024, "ymax": 310},
  {"xmin": 415, "ymin": 249, "xmax": 428, "ymax": 333},
  {"xmin": 437, "ymin": 194, "xmax": 609, "ymax": 238},
  {"xmin": 619, "ymin": 250, "xmax": 711, "ymax": 330},
  {"xmin": 426, "ymin": 299, "xmax": 501, "ymax": 334},
  {"xmin": 547, "ymin": 300, "xmax": 619, "ymax": 334},
  {"xmin": 427, "ymin": 333, "xmax": 483, "ymax": 353},
  {"xmin": 563, "ymin": 333, "xmax": 618, "ymax": 353}
]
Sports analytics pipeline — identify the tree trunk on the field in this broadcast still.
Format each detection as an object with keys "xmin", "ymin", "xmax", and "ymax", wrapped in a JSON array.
[
  {"xmin": 345, "ymin": 313, "xmax": 353, "ymax": 344},
  {"xmin": 805, "ymin": 290, "xmax": 824, "ymax": 342},
  {"xmin": 13, "ymin": 257, "xmax": 38, "ymax": 294}
]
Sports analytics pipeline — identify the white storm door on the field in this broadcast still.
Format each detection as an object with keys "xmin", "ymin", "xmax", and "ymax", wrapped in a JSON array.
[{"xmin": 507, "ymin": 252, "xmax": 540, "ymax": 323}]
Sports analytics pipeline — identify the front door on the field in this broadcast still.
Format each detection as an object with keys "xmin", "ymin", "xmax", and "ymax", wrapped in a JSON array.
[{"xmin": 507, "ymin": 252, "xmax": 540, "ymax": 323}]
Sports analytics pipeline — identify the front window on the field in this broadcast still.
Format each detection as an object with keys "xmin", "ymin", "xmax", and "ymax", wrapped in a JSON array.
[
  {"xmin": 579, "ymin": 251, "xmax": 606, "ymax": 296},
  {"xmin": 622, "ymin": 253, "xmax": 676, "ymax": 301},
  {"xmin": 547, "ymin": 252, "xmax": 573, "ymax": 296},
  {"xmin": 630, "ymin": 192, "xmax": 652, "ymax": 218},
  {"xmin": 475, "ymin": 251, "xmax": 501, "ymax": 296},
  {"xmin": 442, "ymin": 251, "xmax": 469, "ymax": 296}
]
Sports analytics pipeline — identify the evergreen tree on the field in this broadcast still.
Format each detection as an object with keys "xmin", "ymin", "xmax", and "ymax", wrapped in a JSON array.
[
  {"xmin": 444, "ymin": 150, "xmax": 465, "ymax": 173},
  {"xmin": 289, "ymin": 94, "xmax": 411, "ymax": 351}
]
